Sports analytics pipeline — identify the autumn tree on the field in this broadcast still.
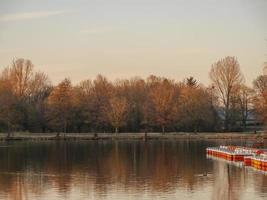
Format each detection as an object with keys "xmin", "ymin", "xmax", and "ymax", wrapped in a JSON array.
[
  {"xmin": 178, "ymin": 83, "xmax": 216, "ymax": 132},
  {"xmin": 128, "ymin": 78, "xmax": 147, "ymax": 132},
  {"xmin": 107, "ymin": 96, "xmax": 128, "ymax": 134},
  {"xmin": 0, "ymin": 80, "xmax": 21, "ymax": 136},
  {"xmin": 91, "ymin": 75, "xmax": 113, "ymax": 132},
  {"xmin": 149, "ymin": 78, "xmax": 178, "ymax": 134},
  {"xmin": 141, "ymin": 99, "xmax": 153, "ymax": 133},
  {"xmin": 113, "ymin": 77, "xmax": 148, "ymax": 132},
  {"xmin": 254, "ymin": 46, "xmax": 267, "ymax": 125},
  {"xmin": 0, "ymin": 57, "xmax": 259, "ymax": 133},
  {"xmin": 209, "ymin": 56, "xmax": 244, "ymax": 131},
  {"xmin": 1, "ymin": 58, "xmax": 51, "ymax": 132},
  {"xmin": 221, "ymin": 84, "xmax": 242, "ymax": 130},
  {"xmin": 253, "ymin": 75, "xmax": 267, "ymax": 124},
  {"xmin": 185, "ymin": 76, "xmax": 198, "ymax": 88},
  {"xmin": 236, "ymin": 85, "xmax": 254, "ymax": 129},
  {"xmin": 73, "ymin": 80, "xmax": 94, "ymax": 132},
  {"xmin": 46, "ymin": 78, "xmax": 74, "ymax": 135},
  {"xmin": 2, "ymin": 58, "xmax": 37, "ymax": 98},
  {"xmin": 141, "ymin": 86, "xmax": 154, "ymax": 133},
  {"xmin": 26, "ymin": 72, "xmax": 51, "ymax": 132}
]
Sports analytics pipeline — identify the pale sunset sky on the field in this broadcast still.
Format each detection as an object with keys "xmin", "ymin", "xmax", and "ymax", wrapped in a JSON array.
[{"xmin": 0, "ymin": 0, "xmax": 266, "ymax": 85}]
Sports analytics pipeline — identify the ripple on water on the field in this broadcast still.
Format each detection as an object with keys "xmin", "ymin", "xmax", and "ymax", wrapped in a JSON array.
[{"xmin": 0, "ymin": 140, "xmax": 266, "ymax": 200}]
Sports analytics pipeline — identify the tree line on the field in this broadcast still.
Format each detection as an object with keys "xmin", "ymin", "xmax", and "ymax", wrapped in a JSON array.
[{"xmin": 0, "ymin": 56, "xmax": 266, "ymax": 134}]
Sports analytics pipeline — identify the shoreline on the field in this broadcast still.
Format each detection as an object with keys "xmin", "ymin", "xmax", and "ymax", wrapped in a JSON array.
[{"xmin": 0, "ymin": 132, "xmax": 266, "ymax": 141}]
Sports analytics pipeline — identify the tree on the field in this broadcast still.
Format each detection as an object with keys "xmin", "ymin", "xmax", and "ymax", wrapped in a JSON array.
[
  {"xmin": 46, "ymin": 78, "xmax": 74, "ymax": 135},
  {"xmin": 0, "ymin": 56, "xmax": 259, "ymax": 134},
  {"xmin": 73, "ymin": 80, "xmax": 94, "ymax": 132},
  {"xmin": 2, "ymin": 58, "xmax": 34, "ymax": 98},
  {"xmin": 236, "ymin": 85, "xmax": 253, "ymax": 129},
  {"xmin": 178, "ymin": 84, "xmax": 216, "ymax": 132},
  {"xmin": 253, "ymin": 75, "xmax": 267, "ymax": 124},
  {"xmin": 0, "ymin": 80, "xmax": 21, "ymax": 136},
  {"xmin": 91, "ymin": 75, "xmax": 113, "ymax": 132},
  {"xmin": 141, "ymin": 99, "xmax": 153, "ymax": 133},
  {"xmin": 185, "ymin": 76, "xmax": 198, "ymax": 88},
  {"xmin": 114, "ymin": 77, "xmax": 147, "ymax": 132},
  {"xmin": 254, "ymin": 75, "xmax": 267, "ymax": 94},
  {"xmin": 149, "ymin": 78, "xmax": 178, "ymax": 134},
  {"xmin": 209, "ymin": 56, "xmax": 244, "ymax": 131},
  {"xmin": 107, "ymin": 96, "xmax": 128, "ymax": 134},
  {"xmin": 1, "ymin": 58, "xmax": 51, "ymax": 132},
  {"xmin": 141, "ymin": 84, "xmax": 154, "ymax": 133},
  {"xmin": 26, "ymin": 72, "xmax": 51, "ymax": 132}
]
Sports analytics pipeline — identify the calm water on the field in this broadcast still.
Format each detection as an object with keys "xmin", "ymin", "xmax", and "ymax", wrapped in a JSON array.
[{"xmin": 0, "ymin": 140, "xmax": 266, "ymax": 200}]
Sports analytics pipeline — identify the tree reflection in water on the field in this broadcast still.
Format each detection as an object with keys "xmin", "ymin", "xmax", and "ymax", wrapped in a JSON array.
[
  {"xmin": 212, "ymin": 161, "xmax": 244, "ymax": 200},
  {"xmin": 0, "ymin": 140, "xmax": 266, "ymax": 200}
]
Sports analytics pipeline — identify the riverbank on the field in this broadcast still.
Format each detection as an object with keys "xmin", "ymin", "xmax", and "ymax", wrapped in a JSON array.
[{"xmin": 0, "ymin": 132, "xmax": 266, "ymax": 141}]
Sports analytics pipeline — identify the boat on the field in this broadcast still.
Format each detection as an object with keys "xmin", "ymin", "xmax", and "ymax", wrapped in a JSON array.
[{"xmin": 206, "ymin": 146, "xmax": 267, "ymax": 172}]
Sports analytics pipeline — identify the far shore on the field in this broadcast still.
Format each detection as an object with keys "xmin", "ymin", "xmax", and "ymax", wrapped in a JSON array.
[{"xmin": 0, "ymin": 132, "xmax": 266, "ymax": 141}]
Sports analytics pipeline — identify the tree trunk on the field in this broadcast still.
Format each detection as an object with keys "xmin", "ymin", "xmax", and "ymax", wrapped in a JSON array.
[
  {"xmin": 224, "ymin": 95, "xmax": 230, "ymax": 132},
  {"xmin": 7, "ymin": 121, "xmax": 11, "ymax": 138},
  {"xmin": 162, "ymin": 126, "xmax": 165, "ymax": 134},
  {"xmin": 242, "ymin": 118, "xmax": 246, "ymax": 131},
  {"xmin": 144, "ymin": 132, "xmax": 147, "ymax": 141},
  {"xmin": 63, "ymin": 119, "xmax": 67, "ymax": 138},
  {"xmin": 115, "ymin": 127, "xmax": 119, "ymax": 135},
  {"xmin": 224, "ymin": 109, "xmax": 229, "ymax": 132},
  {"xmin": 56, "ymin": 132, "xmax": 60, "ymax": 138},
  {"xmin": 64, "ymin": 119, "xmax": 67, "ymax": 133},
  {"xmin": 42, "ymin": 126, "xmax": 46, "ymax": 133}
]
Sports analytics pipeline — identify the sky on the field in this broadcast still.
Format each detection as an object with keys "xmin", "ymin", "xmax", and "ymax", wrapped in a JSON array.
[{"xmin": 0, "ymin": 0, "xmax": 266, "ymax": 85}]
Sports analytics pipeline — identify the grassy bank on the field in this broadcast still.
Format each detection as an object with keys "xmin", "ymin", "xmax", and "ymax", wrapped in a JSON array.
[{"xmin": 0, "ymin": 132, "xmax": 266, "ymax": 141}]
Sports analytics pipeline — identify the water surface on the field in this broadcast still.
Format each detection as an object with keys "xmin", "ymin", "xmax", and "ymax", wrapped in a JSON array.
[{"xmin": 0, "ymin": 140, "xmax": 266, "ymax": 200}]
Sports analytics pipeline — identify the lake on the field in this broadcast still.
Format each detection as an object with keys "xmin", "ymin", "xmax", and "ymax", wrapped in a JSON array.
[{"xmin": 0, "ymin": 140, "xmax": 266, "ymax": 200}]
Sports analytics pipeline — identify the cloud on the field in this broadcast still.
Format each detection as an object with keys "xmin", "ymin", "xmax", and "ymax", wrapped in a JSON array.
[{"xmin": 0, "ymin": 10, "xmax": 67, "ymax": 22}]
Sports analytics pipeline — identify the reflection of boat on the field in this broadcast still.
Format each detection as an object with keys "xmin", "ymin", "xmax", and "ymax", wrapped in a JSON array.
[
  {"xmin": 211, "ymin": 159, "xmax": 244, "ymax": 200},
  {"xmin": 207, "ymin": 154, "xmax": 243, "ymax": 168},
  {"xmin": 252, "ymin": 142, "xmax": 264, "ymax": 149},
  {"xmin": 206, "ymin": 146, "xmax": 267, "ymax": 173},
  {"xmin": 245, "ymin": 141, "xmax": 264, "ymax": 149}
]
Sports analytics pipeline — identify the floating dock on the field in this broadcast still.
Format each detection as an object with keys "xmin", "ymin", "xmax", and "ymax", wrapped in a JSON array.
[{"xmin": 206, "ymin": 146, "xmax": 267, "ymax": 172}]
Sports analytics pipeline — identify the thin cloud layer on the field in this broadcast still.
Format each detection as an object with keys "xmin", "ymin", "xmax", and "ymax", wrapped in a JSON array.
[
  {"xmin": 79, "ymin": 28, "xmax": 111, "ymax": 35},
  {"xmin": 0, "ymin": 10, "xmax": 67, "ymax": 22}
]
